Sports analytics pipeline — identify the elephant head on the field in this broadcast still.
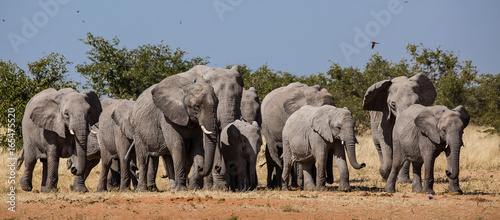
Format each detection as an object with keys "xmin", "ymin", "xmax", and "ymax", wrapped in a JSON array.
[
  {"xmin": 311, "ymin": 106, "xmax": 366, "ymax": 169},
  {"xmin": 415, "ymin": 105, "xmax": 470, "ymax": 179},
  {"xmin": 29, "ymin": 88, "xmax": 102, "ymax": 176},
  {"xmin": 186, "ymin": 65, "xmax": 244, "ymax": 129},
  {"xmin": 284, "ymin": 83, "xmax": 335, "ymax": 115},
  {"xmin": 241, "ymin": 87, "xmax": 261, "ymax": 126},
  {"xmin": 363, "ymin": 73, "xmax": 436, "ymax": 119},
  {"xmin": 152, "ymin": 75, "xmax": 218, "ymax": 177}
]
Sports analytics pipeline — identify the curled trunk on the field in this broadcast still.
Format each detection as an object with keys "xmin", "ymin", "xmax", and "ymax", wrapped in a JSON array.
[{"xmin": 345, "ymin": 140, "xmax": 366, "ymax": 170}]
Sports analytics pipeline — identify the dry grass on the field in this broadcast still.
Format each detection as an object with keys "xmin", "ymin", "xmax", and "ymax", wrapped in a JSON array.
[{"xmin": 2, "ymin": 125, "xmax": 499, "ymax": 200}]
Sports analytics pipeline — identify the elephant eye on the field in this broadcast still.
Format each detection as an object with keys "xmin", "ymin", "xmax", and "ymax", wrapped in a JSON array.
[
  {"xmin": 64, "ymin": 110, "xmax": 69, "ymax": 118},
  {"xmin": 442, "ymin": 128, "xmax": 446, "ymax": 132},
  {"xmin": 193, "ymin": 104, "xmax": 201, "ymax": 110}
]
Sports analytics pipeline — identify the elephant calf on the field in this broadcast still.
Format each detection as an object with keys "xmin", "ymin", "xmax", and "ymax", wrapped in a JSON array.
[
  {"xmin": 282, "ymin": 105, "xmax": 365, "ymax": 191},
  {"xmin": 385, "ymin": 104, "xmax": 470, "ymax": 194},
  {"xmin": 212, "ymin": 120, "xmax": 262, "ymax": 191}
]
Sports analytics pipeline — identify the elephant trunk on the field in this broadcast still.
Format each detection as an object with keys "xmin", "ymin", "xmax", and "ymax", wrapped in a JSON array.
[
  {"xmin": 70, "ymin": 122, "xmax": 88, "ymax": 176},
  {"xmin": 198, "ymin": 108, "xmax": 218, "ymax": 177},
  {"xmin": 345, "ymin": 140, "xmax": 366, "ymax": 170},
  {"xmin": 218, "ymin": 97, "xmax": 241, "ymax": 129},
  {"xmin": 446, "ymin": 139, "xmax": 462, "ymax": 180}
]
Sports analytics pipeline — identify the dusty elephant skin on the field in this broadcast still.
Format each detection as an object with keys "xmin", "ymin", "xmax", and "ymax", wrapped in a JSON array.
[
  {"xmin": 18, "ymin": 88, "xmax": 102, "ymax": 193},
  {"xmin": 240, "ymin": 87, "xmax": 261, "ymax": 126},
  {"xmin": 386, "ymin": 104, "xmax": 470, "ymax": 194},
  {"xmin": 97, "ymin": 99, "xmax": 138, "ymax": 192},
  {"xmin": 282, "ymin": 105, "xmax": 365, "ymax": 191},
  {"xmin": 261, "ymin": 82, "xmax": 335, "ymax": 188},
  {"xmin": 132, "ymin": 74, "xmax": 218, "ymax": 192},
  {"xmin": 363, "ymin": 73, "xmax": 436, "ymax": 183}
]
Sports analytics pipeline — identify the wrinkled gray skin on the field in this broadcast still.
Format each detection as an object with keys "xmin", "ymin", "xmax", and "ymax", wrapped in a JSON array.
[
  {"xmin": 282, "ymin": 105, "xmax": 366, "ymax": 191},
  {"xmin": 386, "ymin": 105, "xmax": 469, "ymax": 194},
  {"xmin": 213, "ymin": 120, "xmax": 262, "ymax": 191},
  {"xmin": 132, "ymin": 74, "xmax": 218, "ymax": 191},
  {"xmin": 151, "ymin": 65, "xmax": 243, "ymax": 190},
  {"xmin": 363, "ymin": 73, "xmax": 436, "ymax": 183},
  {"xmin": 97, "ymin": 99, "xmax": 137, "ymax": 192},
  {"xmin": 240, "ymin": 87, "xmax": 261, "ymax": 126},
  {"xmin": 18, "ymin": 88, "xmax": 101, "ymax": 192},
  {"xmin": 261, "ymin": 82, "xmax": 335, "ymax": 188}
]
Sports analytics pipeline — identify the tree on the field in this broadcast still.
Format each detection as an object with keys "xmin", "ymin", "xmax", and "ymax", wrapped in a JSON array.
[
  {"xmin": 76, "ymin": 33, "xmax": 209, "ymax": 99},
  {"xmin": 0, "ymin": 53, "xmax": 78, "ymax": 151}
]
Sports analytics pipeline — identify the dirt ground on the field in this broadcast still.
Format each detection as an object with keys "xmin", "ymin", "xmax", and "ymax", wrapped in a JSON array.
[{"xmin": 3, "ymin": 173, "xmax": 499, "ymax": 220}]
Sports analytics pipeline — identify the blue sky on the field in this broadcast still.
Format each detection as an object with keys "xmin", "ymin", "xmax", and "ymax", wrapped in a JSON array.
[{"xmin": 1, "ymin": 1, "xmax": 499, "ymax": 85}]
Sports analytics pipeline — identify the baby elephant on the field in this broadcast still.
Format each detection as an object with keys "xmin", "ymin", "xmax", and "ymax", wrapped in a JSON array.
[
  {"xmin": 282, "ymin": 105, "xmax": 366, "ymax": 191},
  {"xmin": 216, "ymin": 120, "xmax": 262, "ymax": 191},
  {"xmin": 386, "ymin": 104, "xmax": 470, "ymax": 194}
]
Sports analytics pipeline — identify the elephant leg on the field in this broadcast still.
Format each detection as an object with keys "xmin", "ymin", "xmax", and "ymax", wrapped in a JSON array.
[
  {"xmin": 291, "ymin": 162, "xmax": 299, "ymax": 188},
  {"xmin": 147, "ymin": 156, "xmax": 159, "ymax": 192},
  {"xmin": 73, "ymin": 159, "xmax": 98, "ymax": 192},
  {"xmin": 171, "ymin": 148, "xmax": 188, "ymax": 191},
  {"xmin": 266, "ymin": 138, "xmax": 283, "ymax": 187},
  {"xmin": 385, "ymin": 155, "xmax": 405, "ymax": 193},
  {"xmin": 97, "ymin": 150, "xmax": 113, "ymax": 192},
  {"xmin": 119, "ymin": 156, "xmax": 132, "ymax": 192},
  {"xmin": 43, "ymin": 149, "xmax": 60, "ymax": 193},
  {"xmin": 396, "ymin": 161, "xmax": 412, "ymax": 183},
  {"xmin": 210, "ymin": 147, "xmax": 227, "ymax": 190},
  {"xmin": 326, "ymin": 150, "xmax": 334, "ymax": 184},
  {"xmin": 411, "ymin": 161, "xmax": 423, "ymax": 193},
  {"xmin": 296, "ymin": 163, "xmax": 304, "ymax": 189},
  {"xmin": 302, "ymin": 163, "xmax": 315, "ymax": 191},
  {"xmin": 281, "ymin": 152, "xmax": 293, "ymax": 191},
  {"xmin": 20, "ymin": 153, "xmax": 36, "ymax": 192},
  {"xmin": 249, "ymin": 159, "xmax": 258, "ymax": 190},
  {"xmin": 40, "ymin": 158, "xmax": 48, "ymax": 192},
  {"xmin": 379, "ymin": 141, "xmax": 393, "ymax": 180},
  {"xmin": 162, "ymin": 155, "xmax": 176, "ymax": 190},
  {"xmin": 265, "ymin": 146, "xmax": 276, "ymax": 188},
  {"xmin": 108, "ymin": 159, "xmax": 120, "ymax": 189},
  {"xmin": 422, "ymin": 154, "xmax": 436, "ymax": 195},
  {"xmin": 333, "ymin": 145, "xmax": 350, "ymax": 192}
]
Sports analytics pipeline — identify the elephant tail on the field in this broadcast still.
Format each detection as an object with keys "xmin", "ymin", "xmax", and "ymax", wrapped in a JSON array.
[
  {"xmin": 123, "ymin": 140, "xmax": 135, "ymax": 162},
  {"xmin": 16, "ymin": 149, "xmax": 24, "ymax": 171}
]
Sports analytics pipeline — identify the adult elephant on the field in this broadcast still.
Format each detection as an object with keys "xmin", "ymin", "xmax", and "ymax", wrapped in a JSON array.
[
  {"xmin": 261, "ymin": 82, "xmax": 335, "ymax": 188},
  {"xmin": 132, "ymin": 74, "xmax": 218, "ymax": 191},
  {"xmin": 386, "ymin": 105, "xmax": 469, "ymax": 194},
  {"xmin": 18, "ymin": 88, "xmax": 101, "ymax": 192},
  {"xmin": 152, "ymin": 65, "xmax": 244, "ymax": 189},
  {"xmin": 241, "ymin": 87, "xmax": 261, "ymax": 126},
  {"xmin": 98, "ymin": 99, "xmax": 137, "ymax": 191},
  {"xmin": 363, "ymin": 73, "xmax": 436, "ymax": 182},
  {"xmin": 282, "ymin": 105, "xmax": 366, "ymax": 191}
]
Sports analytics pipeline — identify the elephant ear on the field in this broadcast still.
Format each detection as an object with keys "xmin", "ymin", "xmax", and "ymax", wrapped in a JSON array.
[
  {"xmin": 452, "ymin": 105, "xmax": 470, "ymax": 128},
  {"xmin": 152, "ymin": 76, "xmax": 190, "ymax": 126},
  {"xmin": 30, "ymin": 89, "xmax": 66, "ymax": 138},
  {"xmin": 283, "ymin": 92, "xmax": 308, "ymax": 115},
  {"xmin": 111, "ymin": 103, "xmax": 134, "ymax": 139},
  {"xmin": 82, "ymin": 90, "xmax": 102, "ymax": 126},
  {"xmin": 227, "ymin": 124, "xmax": 242, "ymax": 147},
  {"xmin": 363, "ymin": 80, "xmax": 392, "ymax": 111},
  {"xmin": 311, "ymin": 107, "xmax": 335, "ymax": 143},
  {"xmin": 410, "ymin": 73, "xmax": 436, "ymax": 106},
  {"xmin": 415, "ymin": 107, "xmax": 441, "ymax": 144}
]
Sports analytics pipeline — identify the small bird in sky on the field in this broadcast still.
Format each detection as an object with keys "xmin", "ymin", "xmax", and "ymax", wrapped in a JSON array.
[
  {"xmin": 371, "ymin": 41, "xmax": 380, "ymax": 49},
  {"xmin": 77, "ymin": 10, "xmax": 80, "ymax": 13},
  {"xmin": 179, "ymin": 21, "xmax": 182, "ymax": 24},
  {"xmin": 2, "ymin": 19, "xmax": 4, "ymax": 22},
  {"xmin": 82, "ymin": 20, "xmax": 85, "ymax": 23}
]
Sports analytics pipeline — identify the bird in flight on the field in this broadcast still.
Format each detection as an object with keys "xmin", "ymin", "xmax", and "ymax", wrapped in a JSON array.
[
  {"xmin": 77, "ymin": 10, "xmax": 80, "ymax": 13},
  {"xmin": 371, "ymin": 41, "xmax": 380, "ymax": 49}
]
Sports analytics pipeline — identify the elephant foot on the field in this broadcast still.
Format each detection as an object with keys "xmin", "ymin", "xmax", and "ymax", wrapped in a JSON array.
[
  {"xmin": 147, "ymin": 184, "xmax": 159, "ymax": 192},
  {"xmin": 449, "ymin": 188, "xmax": 463, "ymax": 195},
  {"xmin": 212, "ymin": 183, "xmax": 228, "ymax": 191},
  {"xmin": 73, "ymin": 185, "xmax": 89, "ymax": 193},
  {"xmin": 173, "ymin": 185, "xmax": 188, "ymax": 191},
  {"xmin": 315, "ymin": 185, "xmax": 328, "ymax": 191},
  {"xmin": 396, "ymin": 177, "xmax": 412, "ymax": 184},
  {"xmin": 422, "ymin": 188, "xmax": 435, "ymax": 195},
  {"xmin": 21, "ymin": 183, "xmax": 33, "ymax": 192},
  {"xmin": 338, "ymin": 185, "xmax": 351, "ymax": 192},
  {"xmin": 385, "ymin": 184, "xmax": 396, "ymax": 193},
  {"xmin": 41, "ymin": 186, "xmax": 59, "ymax": 193},
  {"xmin": 411, "ymin": 186, "xmax": 423, "ymax": 193}
]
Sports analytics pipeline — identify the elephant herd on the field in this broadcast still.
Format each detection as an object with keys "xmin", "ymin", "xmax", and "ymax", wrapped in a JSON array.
[{"xmin": 17, "ymin": 65, "xmax": 470, "ymax": 195}]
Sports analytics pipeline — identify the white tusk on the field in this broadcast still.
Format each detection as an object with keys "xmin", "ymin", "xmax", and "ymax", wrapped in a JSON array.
[
  {"xmin": 70, "ymin": 129, "xmax": 75, "ymax": 135},
  {"xmin": 201, "ymin": 125, "xmax": 214, "ymax": 135},
  {"xmin": 90, "ymin": 129, "xmax": 97, "ymax": 134},
  {"xmin": 341, "ymin": 140, "xmax": 345, "ymax": 146}
]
